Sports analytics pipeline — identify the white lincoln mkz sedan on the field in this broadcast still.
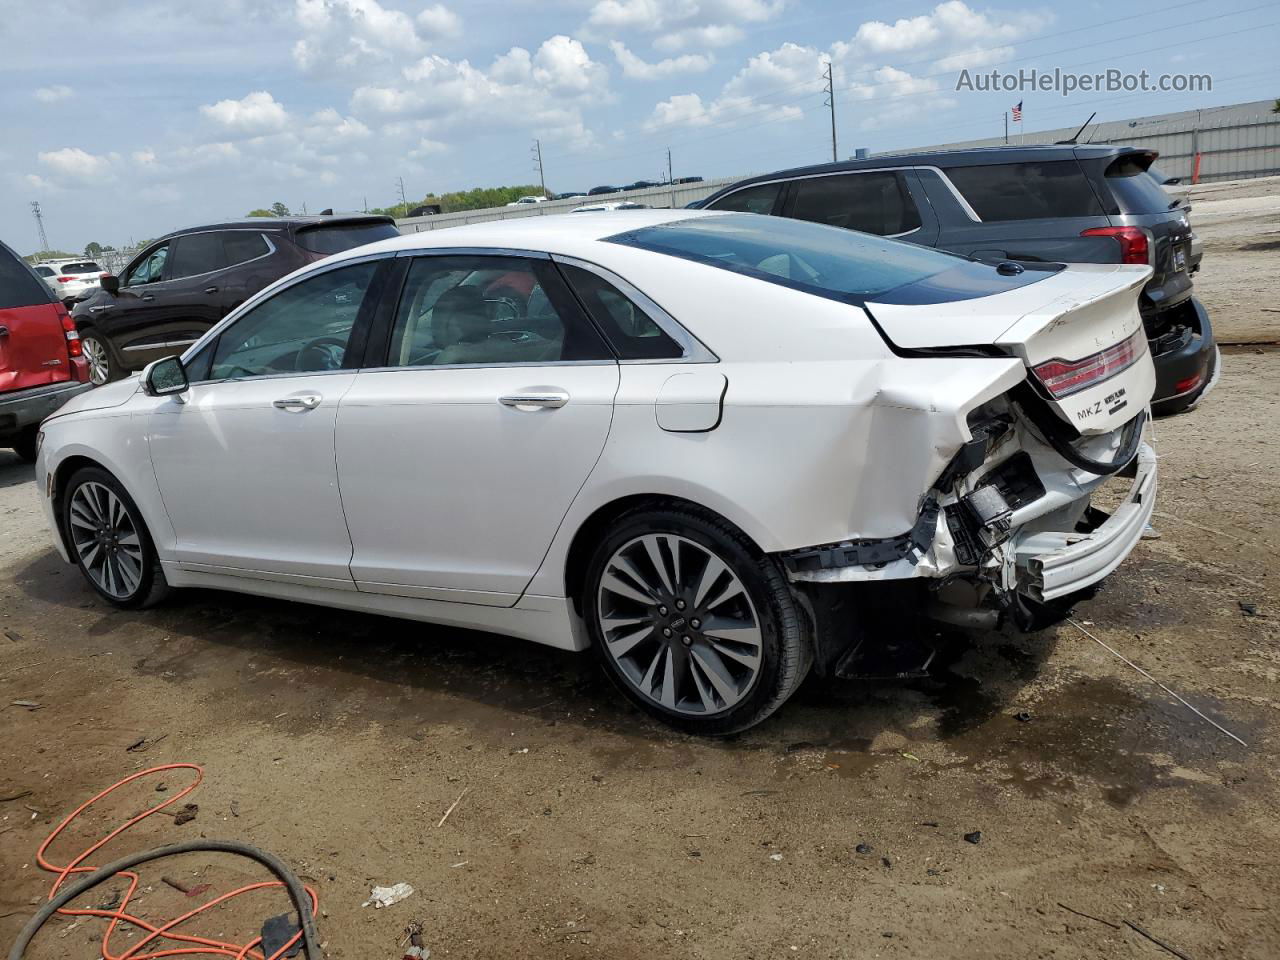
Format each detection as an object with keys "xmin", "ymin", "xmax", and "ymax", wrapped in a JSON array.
[{"xmin": 35, "ymin": 210, "xmax": 1158, "ymax": 733}]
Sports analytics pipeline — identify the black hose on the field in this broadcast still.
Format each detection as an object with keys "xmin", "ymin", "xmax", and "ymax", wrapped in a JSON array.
[{"xmin": 7, "ymin": 840, "xmax": 320, "ymax": 960}]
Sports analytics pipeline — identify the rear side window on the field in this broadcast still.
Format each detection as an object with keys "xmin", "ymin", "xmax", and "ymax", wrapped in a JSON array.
[
  {"xmin": 0, "ymin": 246, "xmax": 53, "ymax": 309},
  {"xmin": 224, "ymin": 232, "xmax": 271, "ymax": 266},
  {"xmin": 35, "ymin": 266, "xmax": 55, "ymax": 277},
  {"xmin": 294, "ymin": 222, "xmax": 400, "ymax": 255},
  {"xmin": 169, "ymin": 233, "xmax": 228, "ymax": 279},
  {"xmin": 558, "ymin": 263, "xmax": 683, "ymax": 360},
  {"xmin": 788, "ymin": 172, "xmax": 922, "ymax": 236},
  {"xmin": 944, "ymin": 160, "xmax": 1105, "ymax": 221},
  {"xmin": 706, "ymin": 182, "xmax": 782, "ymax": 215}
]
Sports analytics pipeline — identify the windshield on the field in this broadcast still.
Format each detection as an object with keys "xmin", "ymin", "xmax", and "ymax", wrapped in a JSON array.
[
  {"xmin": 294, "ymin": 222, "xmax": 399, "ymax": 255},
  {"xmin": 607, "ymin": 213, "xmax": 964, "ymax": 303}
]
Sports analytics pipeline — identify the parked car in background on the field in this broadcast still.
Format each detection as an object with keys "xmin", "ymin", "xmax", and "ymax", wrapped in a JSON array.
[
  {"xmin": 71, "ymin": 215, "xmax": 399, "ymax": 384},
  {"xmin": 0, "ymin": 240, "xmax": 91, "ymax": 461},
  {"xmin": 37, "ymin": 210, "xmax": 1156, "ymax": 733},
  {"xmin": 588, "ymin": 185, "xmax": 621, "ymax": 195},
  {"xmin": 555, "ymin": 191, "xmax": 587, "ymax": 200},
  {"xmin": 406, "ymin": 204, "xmax": 443, "ymax": 217},
  {"xmin": 695, "ymin": 145, "xmax": 1216, "ymax": 415},
  {"xmin": 624, "ymin": 180, "xmax": 662, "ymax": 191},
  {"xmin": 672, "ymin": 176, "xmax": 704, "ymax": 185},
  {"xmin": 35, "ymin": 259, "xmax": 107, "ymax": 304},
  {"xmin": 505, "ymin": 196, "xmax": 548, "ymax": 206},
  {"xmin": 571, "ymin": 201, "xmax": 649, "ymax": 212}
]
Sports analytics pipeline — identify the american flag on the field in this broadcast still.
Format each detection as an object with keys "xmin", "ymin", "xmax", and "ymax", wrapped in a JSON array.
[{"xmin": 1012, "ymin": 100, "xmax": 1023, "ymax": 123}]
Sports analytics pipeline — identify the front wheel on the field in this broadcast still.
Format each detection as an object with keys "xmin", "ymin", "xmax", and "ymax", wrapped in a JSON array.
[
  {"xmin": 63, "ymin": 467, "xmax": 170, "ymax": 608},
  {"xmin": 583, "ymin": 506, "xmax": 812, "ymax": 735}
]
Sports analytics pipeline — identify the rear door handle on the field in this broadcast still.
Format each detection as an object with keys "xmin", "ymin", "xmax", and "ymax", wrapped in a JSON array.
[
  {"xmin": 499, "ymin": 391, "xmax": 569, "ymax": 409},
  {"xmin": 204, "ymin": 286, "xmax": 218, "ymax": 294},
  {"xmin": 273, "ymin": 393, "xmax": 323, "ymax": 412},
  {"xmin": 141, "ymin": 294, "xmax": 155, "ymax": 302}
]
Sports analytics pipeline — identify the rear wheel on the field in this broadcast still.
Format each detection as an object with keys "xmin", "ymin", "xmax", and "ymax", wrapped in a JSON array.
[
  {"xmin": 63, "ymin": 467, "xmax": 169, "ymax": 608},
  {"xmin": 80, "ymin": 331, "xmax": 118, "ymax": 385},
  {"xmin": 583, "ymin": 505, "xmax": 811, "ymax": 735}
]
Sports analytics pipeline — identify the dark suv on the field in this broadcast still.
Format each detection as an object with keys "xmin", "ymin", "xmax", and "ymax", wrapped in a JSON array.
[
  {"xmin": 72, "ymin": 215, "xmax": 399, "ymax": 384},
  {"xmin": 695, "ymin": 145, "xmax": 1216, "ymax": 415}
]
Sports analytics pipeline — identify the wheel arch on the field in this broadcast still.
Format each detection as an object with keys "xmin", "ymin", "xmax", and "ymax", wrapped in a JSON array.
[
  {"xmin": 562, "ymin": 493, "xmax": 767, "ymax": 615},
  {"xmin": 50, "ymin": 453, "xmax": 112, "ymax": 558}
]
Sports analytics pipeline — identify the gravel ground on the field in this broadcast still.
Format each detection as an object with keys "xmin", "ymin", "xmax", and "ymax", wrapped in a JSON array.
[{"xmin": 1, "ymin": 178, "xmax": 1277, "ymax": 959}]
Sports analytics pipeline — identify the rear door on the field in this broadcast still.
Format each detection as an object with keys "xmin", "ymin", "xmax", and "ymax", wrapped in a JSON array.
[
  {"xmin": 154, "ymin": 231, "xmax": 234, "ymax": 362},
  {"xmin": 0, "ymin": 243, "xmax": 71, "ymax": 392},
  {"xmin": 335, "ymin": 252, "xmax": 619, "ymax": 606}
]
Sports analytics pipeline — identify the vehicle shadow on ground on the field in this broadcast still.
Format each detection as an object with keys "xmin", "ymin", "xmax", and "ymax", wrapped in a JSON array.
[
  {"xmin": 11, "ymin": 547, "xmax": 1058, "ymax": 752},
  {"xmin": 0, "ymin": 454, "xmax": 35, "ymax": 489}
]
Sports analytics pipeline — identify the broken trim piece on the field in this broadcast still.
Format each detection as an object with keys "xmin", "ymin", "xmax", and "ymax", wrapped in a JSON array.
[{"xmin": 782, "ymin": 498, "xmax": 940, "ymax": 573}]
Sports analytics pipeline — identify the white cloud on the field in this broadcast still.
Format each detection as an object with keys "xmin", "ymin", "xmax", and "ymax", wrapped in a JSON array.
[
  {"xmin": 586, "ymin": 0, "xmax": 784, "ymax": 50},
  {"xmin": 34, "ymin": 85, "xmax": 73, "ymax": 103},
  {"xmin": 837, "ymin": 2, "xmax": 1042, "ymax": 62},
  {"xmin": 38, "ymin": 147, "xmax": 114, "ymax": 179},
  {"xmin": 200, "ymin": 91, "xmax": 290, "ymax": 134},
  {"xmin": 24, "ymin": 173, "xmax": 56, "ymax": 191},
  {"xmin": 609, "ymin": 41, "xmax": 711, "ymax": 79},
  {"xmin": 292, "ymin": 0, "xmax": 458, "ymax": 71},
  {"xmin": 654, "ymin": 24, "xmax": 744, "ymax": 51},
  {"xmin": 846, "ymin": 65, "xmax": 939, "ymax": 102},
  {"xmin": 304, "ymin": 107, "xmax": 371, "ymax": 140},
  {"xmin": 416, "ymin": 3, "xmax": 460, "ymax": 37},
  {"xmin": 409, "ymin": 137, "xmax": 448, "ymax": 158}
]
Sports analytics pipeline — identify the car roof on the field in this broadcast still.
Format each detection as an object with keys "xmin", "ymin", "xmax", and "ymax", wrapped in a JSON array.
[
  {"xmin": 156, "ymin": 214, "xmax": 395, "ymax": 241},
  {"xmin": 703, "ymin": 143, "xmax": 1149, "ymax": 196}
]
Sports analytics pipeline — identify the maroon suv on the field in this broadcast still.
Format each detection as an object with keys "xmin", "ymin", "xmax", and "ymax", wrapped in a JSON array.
[{"xmin": 0, "ymin": 239, "xmax": 92, "ymax": 462}]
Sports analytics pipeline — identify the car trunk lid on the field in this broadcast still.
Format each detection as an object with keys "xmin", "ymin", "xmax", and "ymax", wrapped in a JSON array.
[{"xmin": 866, "ymin": 262, "xmax": 1156, "ymax": 435}]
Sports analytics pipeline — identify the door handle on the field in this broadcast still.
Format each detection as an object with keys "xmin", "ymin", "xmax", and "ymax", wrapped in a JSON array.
[
  {"xmin": 204, "ymin": 286, "xmax": 218, "ymax": 294},
  {"xmin": 273, "ymin": 393, "xmax": 322, "ymax": 411},
  {"xmin": 499, "ymin": 392, "xmax": 569, "ymax": 409},
  {"xmin": 142, "ymin": 294, "xmax": 155, "ymax": 302}
]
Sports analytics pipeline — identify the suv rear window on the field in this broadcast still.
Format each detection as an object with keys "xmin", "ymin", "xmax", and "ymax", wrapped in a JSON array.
[
  {"xmin": 60, "ymin": 262, "xmax": 102, "ymax": 274},
  {"xmin": 0, "ymin": 246, "xmax": 53, "ymax": 309},
  {"xmin": 607, "ymin": 213, "xmax": 959, "ymax": 304},
  {"xmin": 294, "ymin": 222, "xmax": 399, "ymax": 255},
  {"xmin": 944, "ymin": 160, "xmax": 1105, "ymax": 221}
]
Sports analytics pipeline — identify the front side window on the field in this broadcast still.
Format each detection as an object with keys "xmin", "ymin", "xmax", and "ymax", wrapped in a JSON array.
[
  {"xmin": 558, "ymin": 264, "xmax": 682, "ymax": 360},
  {"xmin": 788, "ymin": 172, "xmax": 922, "ymax": 236},
  {"xmin": 169, "ymin": 233, "xmax": 228, "ymax": 279},
  {"xmin": 124, "ymin": 244, "xmax": 169, "ymax": 286},
  {"xmin": 209, "ymin": 260, "xmax": 380, "ymax": 380},
  {"xmin": 943, "ymin": 161, "xmax": 1106, "ymax": 221},
  {"xmin": 706, "ymin": 181, "xmax": 781, "ymax": 215},
  {"xmin": 387, "ymin": 256, "xmax": 610, "ymax": 367}
]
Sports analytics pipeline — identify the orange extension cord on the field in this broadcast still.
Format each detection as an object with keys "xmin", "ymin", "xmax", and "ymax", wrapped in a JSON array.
[{"xmin": 29, "ymin": 763, "xmax": 318, "ymax": 960}]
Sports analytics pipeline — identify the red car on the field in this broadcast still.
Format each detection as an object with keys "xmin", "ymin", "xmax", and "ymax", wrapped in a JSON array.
[{"xmin": 0, "ymin": 239, "xmax": 92, "ymax": 462}]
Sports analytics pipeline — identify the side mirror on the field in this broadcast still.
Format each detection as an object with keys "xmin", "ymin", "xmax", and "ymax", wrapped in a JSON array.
[
  {"xmin": 142, "ymin": 356, "xmax": 189, "ymax": 397},
  {"xmin": 101, "ymin": 274, "xmax": 120, "ymax": 295}
]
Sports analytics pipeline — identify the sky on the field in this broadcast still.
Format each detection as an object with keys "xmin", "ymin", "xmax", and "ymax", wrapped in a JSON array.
[{"xmin": 2, "ymin": 0, "xmax": 1277, "ymax": 254}]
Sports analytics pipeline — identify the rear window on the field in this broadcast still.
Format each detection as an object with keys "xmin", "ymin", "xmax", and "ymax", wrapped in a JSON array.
[
  {"xmin": 224, "ymin": 232, "xmax": 271, "ymax": 265},
  {"xmin": 606, "ymin": 213, "xmax": 962, "ymax": 304},
  {"xmin": 294, "ymin": 222, "xmax": 399, "ymax": 255},
  {"xmin": 1102, "ymin": 156, "xmax": 1177, "ymax": 214},
  {"xmin": 0, "ymin": 246, "xmax": 54, "ymax": 309},
  {"xmin": 169, "ymin": 233, "xmax": 228, "ymax": 279},
  {"xmin": 60, "ymin": 261, "xmax": 102, "ymax": 274},
  {"xmin": 944, "ymin": 160, "xmax": 1106, "ymax": 221},
  {"xmin": 788, "ymin": 171, "xmax": 923, "ymax": 236}
]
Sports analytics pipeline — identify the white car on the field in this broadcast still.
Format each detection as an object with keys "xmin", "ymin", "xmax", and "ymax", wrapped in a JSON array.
[
  {"xmin": 34, "ymin": 258, "xmax": 106, "ymax": 301},
  {"xmin": 505, "ymin": 195, "xmax": 548, "ymax": 206},
  {"xmin": 34, "ymin": 211, "xmax": 1158, "ymax": 733}
]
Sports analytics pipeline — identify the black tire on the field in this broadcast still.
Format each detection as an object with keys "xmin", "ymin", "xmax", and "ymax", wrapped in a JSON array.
[
  {"xmin": 583, "ymin": 504, "xmax": 812, "ymax": 736},
  {"xmin": 11, "ymin": 426, "xmax": 39, "ymax": 464},
  {"xmin": 62, "ymin": 466, "xmax": 170, "ymax": 609},
  {"xmin": 79, "ymin": 330, "xmax": 121, "ymax": 385}
]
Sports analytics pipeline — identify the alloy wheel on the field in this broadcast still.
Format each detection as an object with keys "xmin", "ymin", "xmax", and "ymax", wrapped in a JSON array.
[
  {"xmin": 82, "ymin": 336, "xmax": 110, "ymax": 385},
  {"xmin": 68, "ymin": 481, "xmax": 145, "ymax": 600},
  {"xmin": 596, "ymin": 534, "xmax": 764, "ymax": 716}
]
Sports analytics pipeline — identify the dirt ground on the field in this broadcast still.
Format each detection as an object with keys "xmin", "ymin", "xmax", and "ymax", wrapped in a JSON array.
[{"xmin": 2, "ymin": 178, "xmax": 1278, "ymax": 960}]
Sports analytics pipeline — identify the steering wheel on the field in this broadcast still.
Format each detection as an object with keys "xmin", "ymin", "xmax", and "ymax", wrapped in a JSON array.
[{"xmin": 297, "ymin": 336, "xmax": 347, "ymax": 371}]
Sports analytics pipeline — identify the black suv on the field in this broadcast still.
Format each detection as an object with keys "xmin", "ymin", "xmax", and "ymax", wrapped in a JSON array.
[
  {"xmin": 695, "ymin": 145, "xmax": 1216, "ymax": 415},
  {"xmin": 72, "ymin": 215, "xmax": 399, "ymax": 384}
]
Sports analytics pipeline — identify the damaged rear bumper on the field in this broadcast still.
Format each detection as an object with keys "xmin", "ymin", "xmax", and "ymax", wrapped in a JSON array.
[{"xmin": 1014, "ymin": 442, "xmax": 1156, "ymax": 601}]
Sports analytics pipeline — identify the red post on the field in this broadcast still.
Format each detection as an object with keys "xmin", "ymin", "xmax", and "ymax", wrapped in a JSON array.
[{"xmin": 1191, "ymin": 152, "xmax": 1202, "ymax": 185}]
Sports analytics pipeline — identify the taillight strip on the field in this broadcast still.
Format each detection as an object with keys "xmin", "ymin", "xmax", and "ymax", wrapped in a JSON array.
[{"xmin": 1033, "ymin": 330, "xmax": 1146, "ymax": 399}]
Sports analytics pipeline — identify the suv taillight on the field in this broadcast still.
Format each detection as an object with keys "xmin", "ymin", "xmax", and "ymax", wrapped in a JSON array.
[
  {"xmin": 58, "ymin": 308, "xmax": 83, "ymax": 358},
  {"xmin": 56, "ymin": 276, "xmax": 74, "ymax": 283},
  {"xmin": 1033, "ymin": 330, "xmax": 1146, "ymax": 399},
  {"xmin": 1080, "ymin": 226, "xmax": 1152, "ymax": 265}
]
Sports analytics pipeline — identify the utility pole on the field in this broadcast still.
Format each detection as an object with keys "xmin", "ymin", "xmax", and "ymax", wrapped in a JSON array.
[
  {"xmin": 531, "ymin": 139, "xmax": 547, "ymax": 198},
  {"xmin": 363, "ymin": 195, "xmax": 368, "ymax": 213},
  {"xmin": 1004, "ymin": 112, "xmax": 1008, "ymax": 144},
  {"xmin": 30, "ymin": 201, "xmax": 49, "ymax": 252},
  {"xmin": 396, "ymin": 176, "xmax": 408, "ymax": 216},
  {"xmin": 666, "ymin": 147, "xmax": 673, "ymax": 183},
  {"xmin": 823, "ymin": 60, "xmax": 837, "ymax": 163}
]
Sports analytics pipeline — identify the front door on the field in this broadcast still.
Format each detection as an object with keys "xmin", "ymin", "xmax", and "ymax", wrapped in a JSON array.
[
  {"xmin": 147, "ymin": 257, "xmax": 388, "ymax": 586},
  {"xmin": 336, "ymin": 253, "xmax": 619, "ymax": 606}
]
